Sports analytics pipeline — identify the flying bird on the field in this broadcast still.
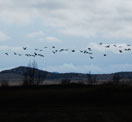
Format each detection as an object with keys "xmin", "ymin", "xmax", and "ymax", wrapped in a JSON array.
[
  {"xmin": 23, "ymin": 47, "xmax": 27, "ymax": 50},
  {"xmin": 25, "ymin": 54, "xmax": 31, "ymax": 57},
  {"xmin": 71, "ymin": 50, "xmax": 75, "ymax": 52},
  {"xmin": 5, "ymin": 53, "xmax": 8, "ymax": 55},
  {"xmin": 38, "ymin": 54, "xmax": 44, "ymax": 57},
  {"xmin": 34, "ymin": 52, "xmax": 37, "ymax": 56},
  {"xmin": 105, "ymin": 45, "xmax": 110, "ymax": 48},
  {"xmin": 124, "ymin": 48, "xmax": 131, "ymax": 51},
  {"xmin": 84, "ymin": 50, "xmax": 88, "ymax": 54},
  {"xmin": 90, "ymin": 56, "xmax": 94, "ymax": 59},
  {"xmin": 59, "ymin": 49, "xmax": 64, "ymax": 52},
  {"xmin": 35, "ymin": 48, "xmax": 38, "ymax": 51},
  {"xmin": 119, "ymin": 50, "xmax": 122, "ymax": 53},
  {"xmin": 14, "ymin": 52, "xmax": 17, "ymax": 55},
  {"xmin": 52, "ymin": 51, "xmax": 56, "ymax": 54},
  {"xmin": 88, "ymin": 48, "xmax": 92, "ymax": 51},
  {"xmin": 89, "ymin": 52, "xmax": 93, "ymax": 55}
]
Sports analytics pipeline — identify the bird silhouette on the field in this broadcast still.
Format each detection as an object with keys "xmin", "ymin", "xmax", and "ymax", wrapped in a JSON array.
[
  {"xmin": 1, "ymin": 43, "xmax": 132, "ymax": 60},
  {"xmin": 84, "ymin": 50, "xmax": 88, "ymax": 54},
  {"xmin": 5, "ymin": 53, "xmax": 8, "ymax": 55},
  {"xmin": 14, "ymin": 52, "xmax": 17, "ymax": 55},
  {"xmin": 31, "ymin": 55, "xmax": 35, "ymax": 57},
  {"xmin": 71, "ymin": 50, "xmax": 75, "ymax": 52},
  {"xmin": 38, "ymin": 54, "xmax": 44, "ymax": 57},
  {"xmin": 52, "ymin": 51, "xmax": 56, "ymax": 54},
  {"xmin": 80, "ymin": 50, "xmax": 83, "ymax": 53},
  {"xmin": 105, "ymin": 45, "xmax": 110, "ymax": 48},
  {"xmin": 34, "ymin": 52, "xmax": 37, "ymax": 56},
  {"xmin": 23, "ymin": 47, "xmax": 27, "ymax": 50},
  {"xmin": 55, "ymin": 50, "xmax": 58, "ymax": 52},
  {"xmin": 119, "ymin": 50, "xmax": 122, "ymax": 53},
  {"xmin": 59, "ymin": 49, "xmax": 64, "ymax": 52},
  {"xmin": 88, "ymin": 48, "xmax": 92, "ymax": 51},
  {"xmin": 90, "ymin": 56, "xmax": 94, "ymax": 59},
  {"xmin": 25, "ymin": 54, "xmax": 31, "ymax": 57},
  {"xmin": 89, "ymin": 52, "xmax": 93, "ymax": 55},
  {"xmin": 35, "ymin": 48, "xmax": 38, "ymax": 51}
]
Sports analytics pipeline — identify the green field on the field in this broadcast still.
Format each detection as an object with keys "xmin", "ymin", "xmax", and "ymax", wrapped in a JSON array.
[{"xmin": 0, "ymin": 85, "xmax": 132, "ymax": 122}]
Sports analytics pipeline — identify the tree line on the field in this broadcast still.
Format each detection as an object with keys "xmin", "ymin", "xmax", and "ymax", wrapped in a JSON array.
[{"xmin": 0, "ymin": 60, "xmax": 132, "ymax": 87}]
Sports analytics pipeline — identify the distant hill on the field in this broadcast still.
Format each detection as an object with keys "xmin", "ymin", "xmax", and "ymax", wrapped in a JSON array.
[{"xmin": 0, "ymin": 66, "xmax": 132, "ymax": 84}]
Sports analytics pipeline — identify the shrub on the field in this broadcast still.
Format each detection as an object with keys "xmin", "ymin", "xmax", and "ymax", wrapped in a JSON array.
[
  {"xmin": 1, "ymin": 80, "xmax": 9, "ymax": 87},
  {"xmin": 61, "ymin": 79, "xmax": 71, "ymax": 85}
]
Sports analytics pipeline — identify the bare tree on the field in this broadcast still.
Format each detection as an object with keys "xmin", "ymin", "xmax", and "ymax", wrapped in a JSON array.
[
  {"xmin": 92, "ymin": 75, "xmax": 97, "ymax": 85},
  {"xmin": 112, "ymin": 73, "xmax": 121, "ymax": 85},
  {"xmin": 29, "ymin": 60, "xmax": 37, "ymax": 84},
  {"xmin": 23, "ymin": 71, "xmax": 29, "ymax": 86},
  {"xmin": 23, "ymin": 60, "xmax": 46, "ymax": 86},
  {"xmin": 86, "ymin": 72, "xmax": 92, "ymax": 85},
  {"xmin": 36, "ymin": 69, "xmax": 47, "ymax": 85},
  {"xmin": 86, "ymin": 72, "xmax": 97, "ymax": 85}
]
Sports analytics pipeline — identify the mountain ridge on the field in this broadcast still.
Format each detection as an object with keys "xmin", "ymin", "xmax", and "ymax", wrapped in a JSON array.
[{"xmin": 0, "ymin": 66, "xmax": 132, "ymax": 83}]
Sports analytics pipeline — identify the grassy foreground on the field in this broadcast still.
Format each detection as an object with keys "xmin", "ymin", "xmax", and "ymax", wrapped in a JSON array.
[{"xmin": 0, "ymin": 84, "xmax": 132, "ymax": 122}]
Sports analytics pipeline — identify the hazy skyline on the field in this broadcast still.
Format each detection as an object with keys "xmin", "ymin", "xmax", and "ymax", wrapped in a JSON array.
[{"xmin": 0, "ymin": 0, "xmax": 132, "ymax": 73}]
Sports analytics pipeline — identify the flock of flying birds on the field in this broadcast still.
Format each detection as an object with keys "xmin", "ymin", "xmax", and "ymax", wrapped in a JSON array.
[{"xmin": 3, "ymin": 43, "xmax": 132, "ymax": 59}]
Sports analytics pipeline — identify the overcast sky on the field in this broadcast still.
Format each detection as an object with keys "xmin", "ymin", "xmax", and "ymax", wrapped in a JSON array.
[{"xmin": 0, "ymin": 0, "xmax": 132, "ymax": 74}]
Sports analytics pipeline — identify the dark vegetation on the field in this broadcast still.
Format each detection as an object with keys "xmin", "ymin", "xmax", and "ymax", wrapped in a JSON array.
[
  {"xmin": 0, "ymin": 84, "xmax": 132, "ymax": 122},
  {"xmin": 1, "ymin": 80, "xmax": 9, "ymax": 87},
  {"xmin": 0, "ymin": 62, "xmax": 132, "ymax": 121}
]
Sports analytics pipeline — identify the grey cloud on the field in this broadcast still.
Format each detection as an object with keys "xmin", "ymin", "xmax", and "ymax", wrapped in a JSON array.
[
  {"xmin": 2, "ymin": 0, "xmax": 67, "ymax": 9},
  {"xmin": 31, "ymin": 1, "xmax": 66, "ymax": 9},
  {"xmin": 1, "ymin": 0, "xmax": 132, "ymax": 39}
]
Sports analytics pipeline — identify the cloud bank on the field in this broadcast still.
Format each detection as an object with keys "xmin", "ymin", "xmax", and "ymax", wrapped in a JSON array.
[{"xmin": 0, "ymin": 0, "xmax": 132, "ymax": 39}]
